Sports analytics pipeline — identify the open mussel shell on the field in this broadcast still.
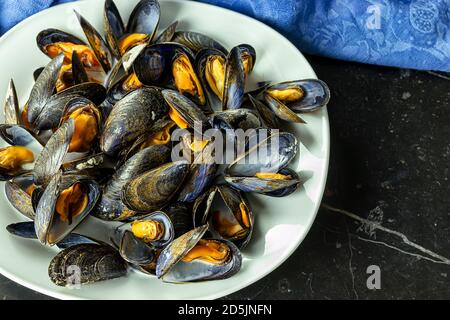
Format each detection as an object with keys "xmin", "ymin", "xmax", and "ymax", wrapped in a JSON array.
[
  {"xmin": 226, "ymin": 131, "xmax": 298, "ymax": 177},
  {"xmin": 156, "ymin": 225, "xmax": 242, "ymax": 282},
  {"xmin": 93, "ymin": 145, "xmax": 171, "ymax": 221},
  {"xmin": 6, "ymin": 221, "xmax": 97, "ymax": 249},
  {"xmin": 100, "ymin": 87, "xmax": 168, "ymax": 156},
  {"xmin": 34, "ymin": 82, "xmax": 106, "ymax": 130},
  {"xmin": 113, "ymin": 212, "xmax": 174, "ymax": 264},
  {"xmin": 195, "ymin": 48, "xmax": 226, "ymax": 111},
  {"xmin": 104, "ymin": 0, "xmax": 125, "ymax": 58},
  {"xmin": 133, "ymin": 43, "xmax": 172, "ymax": 85},
  {"xmin": 0, "ymin": 124, "xmax": 43, "ymax": 152},
  {"xmin": 127, "ymin": 0, "xmax": 160, "ymax": 38},
  {"xmin": 34, "ymin": 172, "xmax": 101, "ymax": 246},
  {"xmin": 237, "ymin": 44, "xmax": 256, "ymax": 76},
  {"xmin": 75, "ymin": 10, "xmax": 113, "ymax": 73},
  {"xmin": 71, "ymin": 50, "xmax": 89, "ymax": 85},
  {"xmin": 264, "ymin": 91, "xmax": 306, "ymax": 123},
  {"xmin": 33, "ymin": 119, "xmax": 74, "ymax": 186},
  {"xmin": 212, "ymin": 108, "xmax": 262, "ymax": 131},
  {"xmin": 27, "ymin": 54, "xmax": 65, "ymax": 126},
  {"xmin": 265, "ymin": 79, "xmax": 330, "ymax": 113},
  {"xmin": 5, "ymin": 173, "xmax": 36, "ymax": 219},
  {"xmin": 4, "ymin": 79, "xmax": 20, "ymax": 125},
  {"xmin": 162, "ymin": 89, "xmax": 210, "ymax": 133},
  {"xmin": 171, "ymin": 49, "xmax": 206, "ymax": 107},
  {"xmin": 172, "ymin": 31, "xmax": 227, "ymax": 54},
  {"xmin": 193, "ymin": 185, "xmax": 254, "ymax": 248},
  {"xmin": 36, "ymin": 29, "xmax": 85, "ymax": 56},
  {"xmin": 225, "ymin": 167, "xmax": 301, "ymax": 197},
  {"xmin": 48, "ymin": 243, "xmax": 127, "ymax": 287},
  {"xmin": 223, "ymin": 46, "xmax": 245, "ymax": 110},
  {"xmin": 122, "ymin": 162, "xmax": 189, "ymax": 212}
]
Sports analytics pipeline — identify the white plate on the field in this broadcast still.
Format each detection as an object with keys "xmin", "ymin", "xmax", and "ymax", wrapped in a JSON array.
[{"xmin": 0, "ymin": 0, "xmax": 329, "ymax": 299}]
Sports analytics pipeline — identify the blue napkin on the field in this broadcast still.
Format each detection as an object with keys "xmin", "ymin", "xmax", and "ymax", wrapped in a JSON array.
[{"xmin": 1, "ymin": 0, "xmax": 449, "ymax": 72}]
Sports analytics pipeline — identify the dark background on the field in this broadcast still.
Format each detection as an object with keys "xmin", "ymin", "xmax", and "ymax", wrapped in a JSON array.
[{"xmin": 2, "ymin": 54, "xmax": 450, "ymax": 300}]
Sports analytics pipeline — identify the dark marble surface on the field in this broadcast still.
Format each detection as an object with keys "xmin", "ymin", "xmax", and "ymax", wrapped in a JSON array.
[{"xmin": 2, "ymin": 54, "xmax": 449, "ymax": 300}]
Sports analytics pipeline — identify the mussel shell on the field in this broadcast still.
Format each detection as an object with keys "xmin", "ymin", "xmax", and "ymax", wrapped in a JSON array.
[
  {"xmin": 161, "ymin": 89, "xmax": 210, "ymax": 133},
  {"xmin": 34, "ymin": 82, "xmax": 106, "ymax": 130},
  {"xmin": 33, "ymin": 119, "xmax": 74, "ymax": 186},
  {"xmin": 266, "ymin": 79, "xmax": 331, "ymax": 113},
  {"xmin": 155, "ymin": 21, "xmax": 178, "ymax": 43},
  {"xmin": 33, "ymin": 68, "xmax": 45, "ymax": 82},
  {"xmin": 48, "ymin": 243, "xmax": 127, "ymax": 287},
  {"xmin": 6, "ymin": 221, "xmax": 97, "ymax": 249},
  {"xmin": 225, "ymin": 167, "xmax": 301, "ymax": 197},
  {"xmin": 27, "ymin": 54, "xmax": 65, "ymax": 125},
  {"xmin": 163, "ymin": 202, "xmax": 193, "ymax": 238},
  {"xmin": 248, "ymin": 95, "xmax": 279, "ymax": 129},
  {"xmin": 126, "ymin": 0, "xmax": 160, "ymax": 39},
  {"xmin": 5, "ymin": 174, "xmax": 35, "ymax": 220},
  {"xmin": 156, "ymin": 224, "xmax": 208, "ymax": 278},
  {"xmin": 71, "ymin": 50, "xmax": 89, "ymax": 85},
  {"xmin": 0, "ymin": 124, "xmax": 43, "ymax": 152},
  {"xmin": 34, "ymin": 172, "xmax": 101, "ymax": 246},
  {"xmin": 161, "ymin": 239, "xmax": 242, "ymax": 283},
  {"xmin": 122, "ymin": 162, "xmax": 189, "ymax": 212},
  {"xmin": 119, "ymin": 230, "xmax": 155, "ymax": 264},
  {"xmin": 172, "ymin": 31, "xmax": 227, "ymax": 54},
  {"xmin": 133, "ymin": 43, "xmax": 186, "ymax": 85},
  {"xmin": 100, "ymin": 87, "xmax": 168, "ymax": 156},
  {"xmin": 126, "ymin": 211, "xmax": 174, "ymax": 248},
  {"xmin": 226, "ymin": 131, "xmax": 298, "ymax": 177},
  {"xmin": 195, "ymin": 48, "xmax": 226, "ymax": 111},
  {"xmin": 4, "ymin": 79, "xmax": 20, "ymax": 125},
  {"xmin": 264, "ymin": 92, "xmax": 306, "ymax": 123},
  {"xmin": 104, "ymin": 0, "xmax": 125, "ymax": 58},
  {"xmin": 223, "ymin": 46, "xmax": 245, "ymax": 110},
  {"xmin": 94, "ymin": 145, "xmax": 171, "ymax": 221},
  {"xmin": 212, "ymin": 108, "xmax": 262, "ymax": 131},
  {"xmin": 36, "ymin": 29, "xmax": 85, "ymax": 56},
  {"xmin": 75, "ymin": 10, "xmax": 112, "ymax": 73},
  {"xmin": 237, "ymin": 44, "xmax": 256, "ymax": 74}
]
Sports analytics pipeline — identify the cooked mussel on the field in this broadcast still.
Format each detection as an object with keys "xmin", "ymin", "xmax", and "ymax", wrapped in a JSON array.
[
  {"xmin": 36, "ymin": 29, "xmax": 101, "ymax": 72},
  {"xmin": 113, "ymin": 211, "xmax": 174, "ymax": 264},
  {"xmin": 122, "ymin": 162, "xmax": 189, "ymax": 212},
  {"xmin": 103, "ymin": 0, "xmax": 126, "ymax": 58},
  {"xmin": 34, "ymin": 171, "xmax": 100, "ymax": 246},
  {"xmin": 212, "ymin": 108, "xmax": 262, "ymax": 131},
  {"xmin": 264, "ymin": 79, "xmax": 330, "ymax": 113},
  {"xmin": 163, "ymin": 202, "xmax": 193, "ymax": 238},
  {"xmin": 48, "ymin": 243, "xmax": 127, "ymax": 286},
  {"xmin": 94, "ymin": 145, "xmax": 171, "ymax": 221},
  {"xmin": 59, "ymin": 97, "xmax": 101, "ymax": 153},
  {"xmin": 193, "ymin": 185, "xmax": 253, "ymax": 248},
  {"xmin": 100, "ymin": 87, "xmax": 168, "ymax": 156},
  {"xmin": 156, "ymin": 225, "xmax": 242, "ymax": 282},
  {"xmin": 0, "ymin": 125, "xmax": 43, "ymax": 181},
  {"xmin": 116, "ymin": 0, "xmax": 160, "ymax": 56}
]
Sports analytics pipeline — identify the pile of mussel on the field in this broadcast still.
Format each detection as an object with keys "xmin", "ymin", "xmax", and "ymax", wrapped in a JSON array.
[{"xmin": 1, "ymin": 0, "xmax": 330, "ymax": 286}]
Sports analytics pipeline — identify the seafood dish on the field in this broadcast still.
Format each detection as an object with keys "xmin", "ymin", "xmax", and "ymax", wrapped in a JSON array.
[{"xmin": 1, "ymin": 0, "xmax": 330, "ymax": 286}]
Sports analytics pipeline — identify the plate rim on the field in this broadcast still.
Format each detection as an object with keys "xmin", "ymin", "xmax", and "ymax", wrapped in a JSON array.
[{"xmin": 0, "ymin": 0, "xmax": 330, "ymax": 300}]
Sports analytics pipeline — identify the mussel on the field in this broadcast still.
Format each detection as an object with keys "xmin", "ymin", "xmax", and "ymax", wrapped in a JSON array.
[
  {"xmin": 94, "ymin": 145, "xmax": 171, "ymax": 221},
  {"xmin": 122, "ymin": 161, "xmax": 189, "ymax": 212},
  {"xmin": 193, "ymin": 185, "xmax": 253, "ymax": 248},
  {"xmin": 34, "ymin": 171, "xmax": 100, "ymax": 246},
  {"xmin": 48, "ymin": 243, "xmax": 127, "ymax": 286},
  {"xmin": 156, "ymin": 225, "xmax": 242, "ymax": 283},
  {"xmin": 264, "ymin": 79, "xmax": 330, "ymax": 113},
  {"xmin": 100, "ymin": 87, "xmax": 168, "ymax": 156}
]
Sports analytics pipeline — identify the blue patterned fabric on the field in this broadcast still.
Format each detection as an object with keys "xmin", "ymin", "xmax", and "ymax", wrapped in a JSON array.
[{"xmin": 1, "ymin": 0, "xmax": 449, "ymax": 72}]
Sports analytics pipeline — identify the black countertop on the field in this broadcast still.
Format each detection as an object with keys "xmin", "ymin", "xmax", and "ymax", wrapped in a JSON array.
[{"xmin": 2, "ymin": 54, "xmax": 449, "ymax": 300}]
